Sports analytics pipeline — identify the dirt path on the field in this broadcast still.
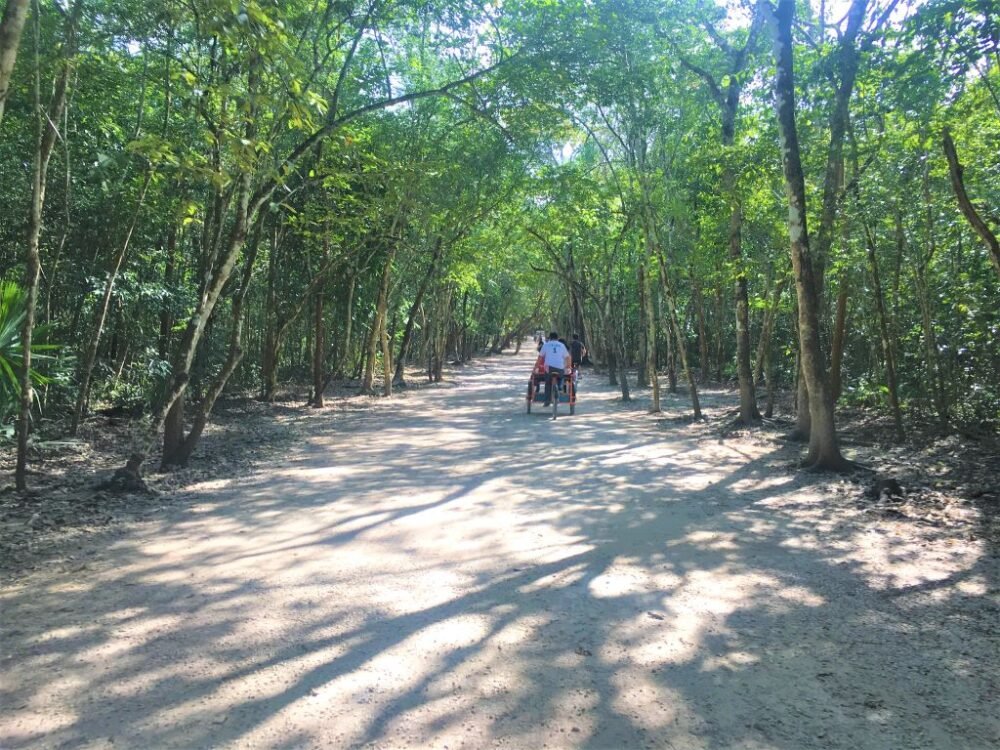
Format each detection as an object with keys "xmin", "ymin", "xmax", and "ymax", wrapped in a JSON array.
[{"xmin": 2, "ymin": 350, "xmax": 997, "ymax": 749}]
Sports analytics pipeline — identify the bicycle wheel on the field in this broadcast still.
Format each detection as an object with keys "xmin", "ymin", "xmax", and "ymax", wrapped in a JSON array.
[
  {"xmin": 551, "ymin": 377, "xmax": 559, "ymax": 419},
  {"xmin": 526, "ymin": 381, "xmax": 533, "ymax": 413}
]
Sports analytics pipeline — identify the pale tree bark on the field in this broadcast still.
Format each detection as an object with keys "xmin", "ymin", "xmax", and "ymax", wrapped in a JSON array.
[
  {"xmin": 0, "ymin": 0, "xmax": 29, "ymax": 126},
  {"xmin": 943, "ymin": 129, "xmax": 1000, "ymax": 281},
  {"xmin": 16, "ymin": 0, "xmax": 82, "ymax": 491},
  {"xmin": 635, "ymin": 260, "xmax": 649, "ymax": 388},
  {"xmin": 379, "ymin": 280, "xmax": 393, "ymax": 398},
  {"xmin": 640, "ymin": 258, "xmax": 660, "ymax": 411},
  {"xmin": 311, "ymin": 285, "xmax": 325, "ymax": 407},
  {"xmin": 361, "ymin": 249, "xmax": 394, "ymax": 393},
  {"xmin": 768, "ymin": 0, "xmax": 849, "ymax": 470}
]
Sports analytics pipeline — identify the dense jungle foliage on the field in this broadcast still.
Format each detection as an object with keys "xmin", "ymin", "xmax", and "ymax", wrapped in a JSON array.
[{"xmin": 0, "ymin": 0, "xmax": 997, "ymax": 485}]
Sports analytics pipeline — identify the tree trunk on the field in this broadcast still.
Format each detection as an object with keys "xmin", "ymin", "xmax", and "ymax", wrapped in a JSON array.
[
  {"xmin": 161, "ymin": 227, "xmax": 261, "ymax": 468},
  {"xmin": 312, "ymin": 287, "xmax": 325, "ymax": 407},
  {"xmin": 158, "ymin": 227, "xmax": 179, "ymax": 360},
  {"xmin": 723, "ymin": 118, "xmax": 758, "ymax": 423},
  {"xmin": 380, "ymin": 294, "xmax": 392, "ymax": 398},
  {"xmin": 261, "ymin": 223, "xmax": 279, "ymax": 400},
  {"xmin": 664, "ymin": 294, "xmax": 677, "ymax": 393},
  {"xmin": 362, "ymin": 248, "xmax": 394, "ymax": 393},
  {"xmin": 693, "ymin": 279, "xmax": 709, "ymax": 383},
  {"xmin": 713, "ymin": 284, "xmax": 725, "ymax": 382},
  {"xmin": 753, "ymin": 273, "xmax": 787, "ymax": 384},
  {"xmin": 71, "ymin": 172, "xmax": 151, "ymax": 434},
  {"xmin": 16, "ymin": 0, "xmax": 81, "ymax": 490},
  {"xmin": 652, "ymin": 241, "xmax": 701, "ymax": 419},
  {"xmin": 863, "ymin": 221, "xmax": 904, "ymax": 441},
  {"xmin": 643, "ymin": 202, "xmax": 700, "ymax": 418},
  {"xmin": 161, "ymin": 391, "xmax": 184, "ymax": 465},
  {"xmin": 769, "ymin": 0, "xmax": 849, "ymax": 470},
  {"xmin": 792, "ymin": 0, "xmax": 868, "ymax": 443},
  {"xmin": 828, "ymin": 279, "xmax": 849, "ymax": 402},
  {"xmin": 0, "ymin": 0, "xmax": 29, "ymax": 126},
  {"xmin": 636, "ymin": 262, "xmax": 650, "ymax": 388},
  {"xmin": 942, "ymin": 129, "xmax": 1000, "ymax": 281},
  {"xmin": 764, "ymin": 334, "xmax": 779, "ymax": 419},
  {"xmin": 121, "ymin": 139, "xmax": 256, "ymax": 480},
  {"xmin": 394, "ymin": 237, "xmax": 442, "ymax": 384},
  {"xmin": 641, "ymin": 258, "xmax": 660, "ymax": 412},
  {"xmin": 335, "ymin": 270, "xmax": 356, "ymax": 379}
]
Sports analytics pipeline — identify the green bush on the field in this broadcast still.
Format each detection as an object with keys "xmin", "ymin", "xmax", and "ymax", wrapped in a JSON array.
[{"xmin": 0, "ymin": 281, "xmax": 62, "ymax": 423}]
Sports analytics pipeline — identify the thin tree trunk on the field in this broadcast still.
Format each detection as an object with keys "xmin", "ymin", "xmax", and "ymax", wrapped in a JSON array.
[
  {"xmin": 71, "ymin": 171, "xmax": 151, "ymax": 433},
  {"xmin": 659, "ymin": 269, "xmax": 701, "ymax": 419},
  {"xmin": 724, "ymin": 127, "xmax": 758, "ymax": 423},
  {"xmin": 693, "ymin": 279, "xmax": 709, "ymax": 383},
  {"xmin": 161, "ymin": 226, "xmax": 261, "ymax": 468},
  {"xmin": 652, "ymin": 241, "xmax": 701, "ymax": 419},
  {"xmin": 362, "ymin": 251, "xmax": 394, "ymax": 393},
  {"xmin": 641, "ymin": 258, "xmax": 660, "ymax": 411},
  {"xmin": 636, "ymin": 262, "xmax": 650, "ymax": 388},
  {"xmin": 262, "ymin": 241, "xmax": 340, "ymax": 401},
  {"xmin": 394, "ymin": 237, "xmax": 442, "ymax": 384},
  {"xmin": 828, "ymin": 279, "xmax": 849, "ymax": 402},
  {"xmin": 942, "ymin": 129, "xmax": 1000, "ymax": 281},
  {"xmin": 863, "ymin": 221, "xmax": 904, "ymax": 441},
  {"xmin": 121, "ymin": 96, "xmax": 257, "ymax": 480},
  {"xmin": 769, "ymin": 0, "xmax": 848, "ymax": 470},
  {"xmin": 312, "ymin": 287, "xmax": 325, "ymax": 407},
  {"xmin": 918, "ymin": 153, "xmax": 945, "ymax": 420},
  {"xmin": 335, "ymin": 270, "xmax": 355, "ymax": 379},
  {"xmin": 664, "ymin": 292, "xmax": 677, "ymax": 393},
  {"xmin": 158, "ymin": 227, "xmax": 178, "ymax": 360},
  {"xmin": 17, "ymin": 0, "xmax": 81, "ymax": 490},
  {"xmin": 753, "ymin": 273, "xmax": 787, "ymax": 384},
  {"xmin": 0, "ymin": 0, "xmax": 29, "ymax": 126},
  {"xmin": 764, "ymin": 335, "xmax": 779, "ymax": 419},
  {"xmin": 380, "ymin": 292, "xmax": 392, "ymax": 398}
]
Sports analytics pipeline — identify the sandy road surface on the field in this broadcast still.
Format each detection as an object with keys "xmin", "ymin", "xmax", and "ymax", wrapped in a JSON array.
[{"xmin": 2, "ymin": 350, "xmax": 998, "ymax": 749}]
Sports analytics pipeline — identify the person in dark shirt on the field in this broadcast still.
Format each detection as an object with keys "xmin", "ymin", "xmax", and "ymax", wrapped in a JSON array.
[{"xmin": 570, "ymin": 333, "xmax": 587, "ymax": 368}]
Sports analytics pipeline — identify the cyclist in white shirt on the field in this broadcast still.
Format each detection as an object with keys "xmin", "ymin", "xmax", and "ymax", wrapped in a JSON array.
[{"xmin": 539, "ymin": 331, "xmax": 571, "ymax": 406}]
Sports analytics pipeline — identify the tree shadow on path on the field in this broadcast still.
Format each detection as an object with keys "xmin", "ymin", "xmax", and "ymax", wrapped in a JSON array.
[{"xmin": 2, "ymin": 354, "xmax": 997, "ymax": 749}]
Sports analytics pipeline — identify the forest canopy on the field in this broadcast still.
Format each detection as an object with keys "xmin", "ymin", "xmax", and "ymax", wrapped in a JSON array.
[{"xmin": 1, "ymin": 0, "xmax": 998, "ymax": 485}]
